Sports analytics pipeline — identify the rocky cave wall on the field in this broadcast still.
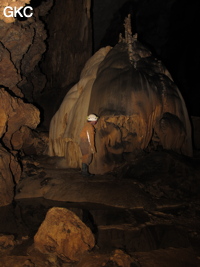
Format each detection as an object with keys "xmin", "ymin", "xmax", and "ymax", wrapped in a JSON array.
[
  {"xmin": 0, "ymin": 0, "xmax": 53, "ymax": 98},
  {"xmin": 0, "ymin": 0, "xmax": 45, "ymax": 206},
  {"xmin": 0, "ymin": 0, "xmax": 92, "ymax": 207},
  {"xmin": 0, "ymin": 0, "xmax": 92, "ymax": 123}
]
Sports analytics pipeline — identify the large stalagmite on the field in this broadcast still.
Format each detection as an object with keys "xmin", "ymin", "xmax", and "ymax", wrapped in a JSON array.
[
  {"xmin": 49, "ymin": 17, "xmax": 192, "ymax": 174},
  {"xmin": 48, "ymin": 46, "xmax": 112, "ymax": 167}
]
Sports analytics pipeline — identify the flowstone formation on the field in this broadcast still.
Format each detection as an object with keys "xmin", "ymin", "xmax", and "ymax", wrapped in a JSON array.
[{"xmin": 49, "ymin": 15, "xmax": 192, "ymax": 174}]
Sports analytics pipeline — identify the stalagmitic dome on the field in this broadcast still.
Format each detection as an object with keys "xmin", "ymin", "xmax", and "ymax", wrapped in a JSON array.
[{"xmin": 48, "ymin": 25, "xmax": 192, "ymax": 174}]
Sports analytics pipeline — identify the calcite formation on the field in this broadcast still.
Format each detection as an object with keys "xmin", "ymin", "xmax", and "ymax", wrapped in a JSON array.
[
  {"xmin": 48, "ymin": 46, "xmax": 111, "ymax": 167},
  {"xmin": 48, "ymin": 31, "xmax": 192, "ymax": 174}
]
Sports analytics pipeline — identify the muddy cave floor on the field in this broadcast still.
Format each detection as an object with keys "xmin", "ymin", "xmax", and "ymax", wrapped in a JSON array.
[{"xmin": 1, "ymin": 150, "xmax": 200, "ymax": 266}]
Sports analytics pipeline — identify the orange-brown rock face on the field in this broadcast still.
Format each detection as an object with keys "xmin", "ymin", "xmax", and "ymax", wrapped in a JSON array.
[
  {"xmin": 48, "ymin": 46, "xmax": 111, "ymax": 167},
  {"xmin": 34, "ymin": 207, "xmax": 95, "ymax": 262},
  {"xmin": 0, "ymin": 1, "xmax": 52, "ymax": 99},
  {"xmin": 0, "ymin": 88, "xmax": 40, "ymax": 150},
  {"xmin": 0, "ymin": 43, "xmax": 21, "ymax": 92}
]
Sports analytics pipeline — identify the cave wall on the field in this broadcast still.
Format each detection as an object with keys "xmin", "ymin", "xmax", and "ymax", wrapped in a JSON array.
[
  {"xmin": 0, "ymin": 0, "xmax": 92, "ymax": 205},
  {"xmin": 0, "ymin": 0, "xmax": 53, "ymax": 99},
  {"xmin": 0, "ymin": 0, "xmax": 44, "ymax": 206},
  {"xmin": 39, "ymin": 0, "xmax": 92, "ymax": 128},
  {"xmin": 0, "ymin": 0, "xmax": 92, "ymax": 128}
]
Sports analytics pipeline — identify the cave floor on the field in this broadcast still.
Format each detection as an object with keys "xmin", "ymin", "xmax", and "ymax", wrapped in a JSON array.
[{"xmin": 0, "ymin": 150, "xmax": 200, "ymax": 266}]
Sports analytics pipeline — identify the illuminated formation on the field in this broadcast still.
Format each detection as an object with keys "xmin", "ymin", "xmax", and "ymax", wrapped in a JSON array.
[{"xmin": 48, "ymin": 15, "xmax": 192, "ymax": 174}]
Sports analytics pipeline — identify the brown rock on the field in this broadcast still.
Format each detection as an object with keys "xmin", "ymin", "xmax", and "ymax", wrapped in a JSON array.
[
  {"xmin": 0, "ymin": 42, "xmax": 21, "ymax": 90},
  {"xmin": 0, "ymin": 145, "xmax": 21, "ymax": 206},
  {"xmin": 11, "ymin": 126, "xmax": 34, "ymax": 151},
  {"xmin": 0, "ymin": 88, "xmax": 40, "ymax": 150},
  {"xmin": 0, "ymin": 234, "xmax": 16, "ymax": 255},
  {"xmin": 107, "ymin": 249, "xmax": 133, "ymax": 267},
  {"xmin": 34, "ymin": 207, "xmax": 95, "ymax": 262},
  {"xmin": 19, "ymin": 13, "xmax": 48, "ymax": 100},
  {"xmin": 11, "ymin": 126, "xmax": 48, "ymax": 155},
  {"xmin": 0, "ymin": 19, "xmax": 34, "ymax": 72},
  {"xmin": 0, "ymin": 107, "xmax": 7, "ymax": 138},
  {"xmin": 0, "ymin": 1, "xmax": 51, "ymax": 100}
]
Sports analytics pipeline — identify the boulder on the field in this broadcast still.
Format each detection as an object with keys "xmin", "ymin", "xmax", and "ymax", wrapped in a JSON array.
[
  {"xmin": 0, "ymin": 1, "xmax": 52, "ymax": 100},
  {"xmin": 34, "ymin": 207, "xmax": 95, "ymax": 262},
  {"xmin": 0, "ymin": 88, "xmax": 39, "ymax": 206}
]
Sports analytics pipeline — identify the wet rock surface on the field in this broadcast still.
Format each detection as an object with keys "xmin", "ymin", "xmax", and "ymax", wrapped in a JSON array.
[{"xmin": 0, "ymin": 150, "xmax": 200, "ymax": 266}]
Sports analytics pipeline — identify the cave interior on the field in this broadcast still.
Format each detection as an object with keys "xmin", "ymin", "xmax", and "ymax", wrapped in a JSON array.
[{"xmin": 0, "ymin": 0, "xmax": 200, "ymax": 266}]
